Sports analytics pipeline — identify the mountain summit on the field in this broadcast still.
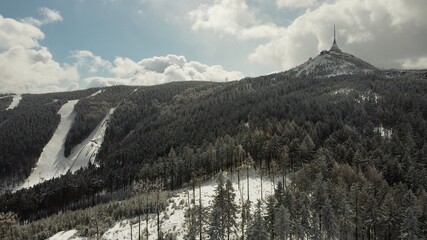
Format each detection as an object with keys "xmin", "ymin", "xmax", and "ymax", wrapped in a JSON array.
[{"xmin": 287, "ymin": 26, "xmax": 378, "ymax": 78}]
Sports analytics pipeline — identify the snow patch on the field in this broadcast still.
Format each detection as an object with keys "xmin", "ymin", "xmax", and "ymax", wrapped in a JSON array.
[
  {"xmin": 102, "ymin": 170, "xmax": 278, "ymax": 240},
  {"xmin": 47, "ymin": 229, "xmax": 79, "ymax": 240},
  {"xmin": 87, "ymin": 90, "xmax": 103, "ymax": 98},
  {"xmin": 374, "ymin": 125, "xmax": 392, "ymax": 139},
  {"xmin": 6, "ymin": 94, "xmax": 22, "ymax": 110},
  {"xmin": 331, "ymin": 88, "xmax": 353, "ymax": 95}
]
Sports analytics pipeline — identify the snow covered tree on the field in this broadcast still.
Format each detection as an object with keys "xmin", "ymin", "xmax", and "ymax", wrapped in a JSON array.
[
  {"xmin": 322, "ymin": 197, "xmax": 338, "ymax": 240},
  {"xmin": 265, "ymin": 195, "xmax": 277, "ymax": 239},
  {"xmin": 0, "ymin": 212, "xmax": 19, "ymax": 240},
  {"xmin": 246, "ymin": 201, "xmax": 268, "ymax": 240},
  {"xmin": 224, "ymin": 179, "xmax": 238, "ymax": 240},
  {"xmin": 208, "ymin": 176, "xmax": 225, "ymax": 239},
  {"xmin": 400, "ymin": 190, "xmax": 422, "ymax": 240},
  {"xmin": 209, "ymin": 173, "xmax": 238, "ymax": 240},
  {"xmin": 274, "ymin": 204, "xmax": 290, "ymax": 240},
  {"xmin": 241, "ymin": 199, "xmax": 251, "ymax": 240}
]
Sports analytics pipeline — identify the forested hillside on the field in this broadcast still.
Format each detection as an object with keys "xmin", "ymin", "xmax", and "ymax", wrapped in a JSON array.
[{"xmin": 1, "ymin": 68, "xmax": 427, "ymax": 239}]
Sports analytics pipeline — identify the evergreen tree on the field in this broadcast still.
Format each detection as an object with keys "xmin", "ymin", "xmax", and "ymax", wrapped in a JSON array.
[
  {"xmin": 224, "ymin": 179, "xmax": 238, "ymax": 240},
  {"xmin": 265, "ymin": 195, "xmax": 277, "ymax": 239},
  {"xmin": 400, "ymin": 190, "xmax": 422, "ymax": 240},
  {"xmin": 208, "ymin": 174, "xmax": 226, "ymax": 239},
  {"xmin": 322, "ymin": 197, "xmax": 338, "ymax": 239},
  {"xmin": 274, "ymin": 204, "xmax": 290, "ymax": 240},
  {"xmin": 247, "ymin": 201, "xmax": 268, "ymax": 240}
]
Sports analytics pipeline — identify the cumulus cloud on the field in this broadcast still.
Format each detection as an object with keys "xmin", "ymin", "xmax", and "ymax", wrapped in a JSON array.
[
  {"xmin": 0, "ymin": 15, "xmax": 44, "ymax": 49},
  {"xmin": 190, "ymin": 0, "xmax": 427, "ymax": 71},
  {"xmin": 401, "ymin": 57, "xmax": 427, "ymax": 69},
  {"xmin": 85, "ymin": 54, "xmax": 244, "ymax": 88},
  {"xmin": 22, "ymin": 7, "xmax": 63, "ymax": 27},
  {"xmin": 0, "ymin": 46, "xmax": 78, "ymax": 93},
  {"xmin": 189, "ymin": 0, "xmax": 285, "ymax": 40},
  {"xmin": 72, "ymin": 50, "xmax": 112, "ymax": 73},
  {"xmin": 0, "ymin": 14, "xmax": 78, "ymax": 94}
]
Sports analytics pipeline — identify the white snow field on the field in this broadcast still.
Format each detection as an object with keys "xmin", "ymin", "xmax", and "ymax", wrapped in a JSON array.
[
  {"xmin": 49, "ymin": 170, "xmax": 280, "ymax": 240},
  {"xmin": 6, "ymin": 94, "xmax": 22, "ymax": 110},
  {"xmin": 47, "ymin": 230, "xmax": 79, "ymax": 240},
  {"xmin": 16, "ymin": 100, "xmax": 115, "ymax": 190}
]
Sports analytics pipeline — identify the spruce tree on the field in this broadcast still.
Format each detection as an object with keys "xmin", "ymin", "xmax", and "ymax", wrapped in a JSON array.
[
  {"xmin": 322, "ymin": 197, "xmax": 338, "ymax": 239},
  {"xmin": 208, "ymin": 174, "xmax": 226, "ymax": 239},
  {"xmin": 274, "ymin": 204, "xmax": 290, "ymax": 240},
  {"xmin": 224, "ymin": 179, "xmax": 238, "ymax": 240},
  {"xmin": 247, "ymin": 201, "xmax": 268, "ymax": 240}
]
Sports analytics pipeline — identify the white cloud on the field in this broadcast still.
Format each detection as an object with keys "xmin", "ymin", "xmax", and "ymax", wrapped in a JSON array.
[
  {"xmin": 276, "ymin": 0, "xmax": 318, "ymax": 9},
  {"xmin": 72, "ymin": 50, "xmax": 112, "ymax": 73},
  {"xmin": 22, "ymin": 7, "xmax": 63, "ymax": 27},
  {"xmin": 0, "ymin": 15, "xmax": 44, "ymax": 49},
  {"xmin": 0, "ymin": 14, "xmax": 78, "ymax": 94},
  {"xmin": 39, "ymin": 7, "xmax": 63, "ymax": 24},
  {"xmin": 401, "ymin": 57, "xmax": 427, "ymax": 69},
  {"xmin": 189, "ymin": 0, "xmax": 285, "ymax": 40},
  {"xmin": 84, "ymin": 54, "xmax": 244, "ymax": 88},
  {"xmin": 0, "ymin": 46, "xmax": 78, "ymax": 93}
]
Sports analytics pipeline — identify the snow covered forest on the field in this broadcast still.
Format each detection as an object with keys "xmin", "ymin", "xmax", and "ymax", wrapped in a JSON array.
[{"xmin": 1, "ymin": 69, "xmax": 427, "ymax": 239}]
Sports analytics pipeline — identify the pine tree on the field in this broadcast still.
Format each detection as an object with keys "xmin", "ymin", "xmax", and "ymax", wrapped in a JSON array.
[
  {"xmin": 208, "ymin": 174, "xmax": 226, "ymax": 239},
  {"xmin": 274, "ymin": 204, "xmax": 290, "ymax": 240},
  {"xmin": 265, "ymin": 195, "xmax": 277, "ymax": 239},
  {"xmin": 241, "ymin": 199, "xmax": 252, "ymax": 240},
  {"xmin": 400, "ymin": 190, "xmax": 422, "ymax": 240},
  {"xmin": 247, "ymin": 201, "xmax": 268, "ymax": 240},
  {"xmin": 224, "ymin": 179, "xmax": 238, "ymax": 240},
  {"xmin": 322, "ymin": 197, "xmax": 338, "ymax": 239}
]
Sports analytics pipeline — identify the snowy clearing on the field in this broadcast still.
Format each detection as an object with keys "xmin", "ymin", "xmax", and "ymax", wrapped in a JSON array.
[
  {"xmin": 49, "ymin": 170, "xmax": 281, "ymax": 240},
  {"xmin": 47, "ymin": 230, "xmax": 79, "ymax": 240},
  {"xmin": 6, "ymin": 94, "xmax": 22, "ymax": 110}
]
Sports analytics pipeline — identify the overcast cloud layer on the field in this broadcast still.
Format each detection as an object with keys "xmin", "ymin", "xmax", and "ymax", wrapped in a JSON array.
[{"xmin": 0, "ymin": 0, "xmax": 426, "ymax": 93}]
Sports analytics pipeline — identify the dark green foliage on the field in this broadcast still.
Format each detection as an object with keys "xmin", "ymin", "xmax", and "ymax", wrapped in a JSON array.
[
  {"xmin": 64, "ymin": 86, "xmax": 136, "ymax": 156},
  {"xmin": 0, "ymin": 96, "xmax": 13, "ymax": 111}
]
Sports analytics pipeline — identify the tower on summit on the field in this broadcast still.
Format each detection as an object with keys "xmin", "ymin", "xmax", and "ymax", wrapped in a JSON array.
[{"xmin": 330, "ymin": 24, "xmax": 342, "ymax": 53}]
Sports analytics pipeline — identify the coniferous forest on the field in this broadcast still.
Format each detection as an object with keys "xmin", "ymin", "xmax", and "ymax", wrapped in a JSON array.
[{"xmin": 1, "ymin": 70, "xmax": 427, "ymax": 239}]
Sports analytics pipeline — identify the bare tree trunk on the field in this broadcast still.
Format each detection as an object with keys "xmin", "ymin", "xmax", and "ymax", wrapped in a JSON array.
[
  {"xmin": 247, "ymin": 165, "xmax": 250, "ymax": 202},
  {"xmin": 138, "ymin": 214, "xmax": 141, "ymax": 240},
  {"xmin": 199, "ymin": 182, "xmax": 203, "ymax": 240}
]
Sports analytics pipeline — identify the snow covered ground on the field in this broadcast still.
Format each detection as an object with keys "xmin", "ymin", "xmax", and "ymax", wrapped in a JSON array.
[
  {"xmin": 49, "ymin": 170, "xmax": 280, "ymax": 240},
  {"xmin": 6, "ymin": 94, "xmax": 22, "ymax": 110},
  {"xmin": 48, "ymin": 230, "xmax": 79, "ymax": 240},
  {"xmin": 15, "ymin": 100, "xmax": 115, "ymax": 190}
]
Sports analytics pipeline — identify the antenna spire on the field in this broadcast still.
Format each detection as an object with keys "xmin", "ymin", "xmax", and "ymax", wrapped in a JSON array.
[
  {"xmin": 330, "ymin": 24, "xmax": 342, "ymax": 52},
  {"xmin": 334, "ymin": 24, "xmax": 336, "ymax": 42}
]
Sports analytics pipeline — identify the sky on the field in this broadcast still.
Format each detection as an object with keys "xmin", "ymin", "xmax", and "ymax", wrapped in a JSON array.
[{"xmin": 0, "ymin": 0, "xmax": 426, "ymax": 93}]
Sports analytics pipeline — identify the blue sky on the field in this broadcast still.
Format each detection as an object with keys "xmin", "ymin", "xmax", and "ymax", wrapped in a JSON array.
[{"xmin": 1, "ymin": 0, "xmax": 426, "ymax": 93}]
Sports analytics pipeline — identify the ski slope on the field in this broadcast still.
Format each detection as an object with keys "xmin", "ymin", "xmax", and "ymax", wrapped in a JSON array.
[
  {"xmin": 6, "ymin": 94, "xmax": 22, "ymax": 110},
  {"xmin": 49, "ymin": 170, "xmax": 281, "ymax": 240},
  {"xmin": 16, "ymin": 101, "xmax": 115, "ymax": 190}
]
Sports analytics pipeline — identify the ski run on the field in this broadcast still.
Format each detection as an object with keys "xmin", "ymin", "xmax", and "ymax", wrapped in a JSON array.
[{"xmin": 16, "ymin": 100, "xmax": 114, "ymax": 190}]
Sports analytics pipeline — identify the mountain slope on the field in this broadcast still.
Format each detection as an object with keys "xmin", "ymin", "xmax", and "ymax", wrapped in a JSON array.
[{"xmin": 286, "ymin": 38, "xmax": 378, "ymax": 78}]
